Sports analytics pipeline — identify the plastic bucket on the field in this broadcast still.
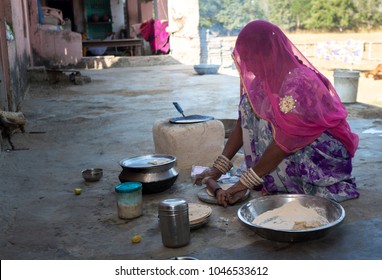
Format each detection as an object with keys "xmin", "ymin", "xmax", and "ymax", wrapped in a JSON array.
[{"xmin": 333, "ymin": 70, "xmax": 360, "ymax": 103}]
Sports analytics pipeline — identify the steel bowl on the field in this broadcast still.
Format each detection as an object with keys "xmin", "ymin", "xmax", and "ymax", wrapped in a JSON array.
[
  {"xmin": 238, "ymin": 194, "xmax": 345, "ymax": 242},
  {"xmin": 193, "ymin": 64, "xmax": 220, "ymax": 75},
  {"xmin": 169, "ymin": 256, "xmax": 198, "ymax": 260},
  {"xmin": 82, "ymin": 168, "xmax": 103, "ymax": 182}
]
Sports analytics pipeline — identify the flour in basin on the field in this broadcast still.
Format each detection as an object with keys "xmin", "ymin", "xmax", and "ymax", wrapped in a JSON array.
[{"xmin": 252, "ymin": 200, "xmax": 329, "ymax": 230}]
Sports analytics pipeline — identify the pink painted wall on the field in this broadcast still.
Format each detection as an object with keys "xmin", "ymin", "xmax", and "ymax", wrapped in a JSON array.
[
  {"xmin": 3, "ymin": 0, "xmax": 33, "ymax": 111},
  {"xmin": 141, "ymin": 2, "xmax": 154, "ymax": 22},
  {"xmin": 32, "ymin": 29, "xmax": 82, "ymax": 67},
  {"xmin": 157, "ymin": 0, "xmax": 168, "ymax": 20},
  {"xmin": 127, "ymin": 0, "xmax": 154, "ymax": 37},
  {"xmin": 10, "ymin": 0, "xmax": 32, "ymax": 63}
]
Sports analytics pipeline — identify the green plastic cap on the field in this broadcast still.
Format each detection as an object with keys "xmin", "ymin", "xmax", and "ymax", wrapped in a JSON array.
[{"xmin": 115, "ymin": 182, "xmax": 142, "ymax": 193}]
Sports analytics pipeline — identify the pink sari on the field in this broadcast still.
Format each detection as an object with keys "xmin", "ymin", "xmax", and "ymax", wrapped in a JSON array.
[
  {"xmin": 140, "ymin": 19, "xmax": 170, "ymax": 54},
  {"xmin": 232, "ymin": 20, "xmax": 359, "ymax": 156}
]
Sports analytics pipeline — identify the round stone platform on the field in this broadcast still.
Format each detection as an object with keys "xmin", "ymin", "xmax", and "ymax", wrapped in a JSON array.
[{"xmin": 152, "ymin": 119, "xmax": 225, "ymax": 170}]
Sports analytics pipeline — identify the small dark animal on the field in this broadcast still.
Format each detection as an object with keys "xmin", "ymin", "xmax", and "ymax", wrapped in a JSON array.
[{"xmin": 0, "ymin": 114, "xmax": 26, "ymax": 151}]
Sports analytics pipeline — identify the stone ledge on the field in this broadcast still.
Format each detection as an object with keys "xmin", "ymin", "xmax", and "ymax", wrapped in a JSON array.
[{"xmin": 75, "ymin": 55, "xmax": 182, "ymax": 70}]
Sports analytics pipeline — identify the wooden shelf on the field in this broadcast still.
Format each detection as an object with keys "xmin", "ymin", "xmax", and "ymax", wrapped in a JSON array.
[
  {"xmin": 87, "ymin": 21, "xmax": 112, "ymax": 25},
  {"xmin": 85, "ymin": 0, "xmax": 112, "ymax": 39},
  {"xmin": 82, "ymin": 39, "xmax": 143, "ymax": 56}
]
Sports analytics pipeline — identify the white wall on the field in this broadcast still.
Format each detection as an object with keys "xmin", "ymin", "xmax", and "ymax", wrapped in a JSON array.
[
  {"xmin": 111, "ymin": 0, "xmax": 125, "ymax": 37},
  {"xmin": 167, "ymin": 0, "xmax": 200, "ymax": 65}
]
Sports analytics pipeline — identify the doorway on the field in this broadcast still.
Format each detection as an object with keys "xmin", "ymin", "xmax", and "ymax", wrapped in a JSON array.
[{"xmin": 45, "ymin": 0, "xmax": 74, "ymax": 30}]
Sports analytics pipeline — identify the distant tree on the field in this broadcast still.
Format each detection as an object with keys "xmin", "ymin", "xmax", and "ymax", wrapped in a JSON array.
[
  {"xmin": 199, "ymin": 0, "xmax": 221, "ymax": 29},
  {"xmin": 353, "ymin": 0, "xmax": 382, "ymax": 29},
  {"xmin": 199, "ymin": 0, "xmax": 265, "ymax": 35},
  {"xmin": 305, "ymin": 0, "xmax": 358, "ymax": 31},
  {"xmin": 268, "ymin": 0, "xmax": 294, "ymax": 30},
  {"xmin": 268, "ymin": 0, "xmax": 311, "ymax": 31},
  {"xmin": 216, "ymin": 0, "xmax": 265, "ymax": 35},
  {"xmin": 199, "ymin": 0, "xmax": 382, "ymax": 34},
  {"xmin": 290, "ymin": 0, "xmax": 312, "ymax": 30}
]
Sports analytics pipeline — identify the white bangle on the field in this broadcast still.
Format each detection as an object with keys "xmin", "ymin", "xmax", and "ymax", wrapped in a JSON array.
[
  {"xmin": 213, "ymin": 162, "xmax": 227, "ymax": 173},
  {"xmin": 212, "ymin": 155, "xmax": 233, "ymax": 174},
  {"xmin": 239, "ymin": 169, "xmax": 264, "ymax": 189},
  {"xmin": 239, "ymin": 176, "xmax": 252, "ymax": 189},
  {"xmin": 248, "ymin": 168, "xmax": 264, "ymax": 185}
]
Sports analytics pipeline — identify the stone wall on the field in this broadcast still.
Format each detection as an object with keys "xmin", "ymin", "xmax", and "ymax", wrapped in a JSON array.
[
  {"xmin": 200, "ymin": 29, "xmax": 382, "ymax": 70},
  {"xmin": 200, "ymin": 30, "xmax": 236, "ymax": 70},
  {"xmin": 167, "ymin": 0, "xmax": 200, "ymax": 65}
]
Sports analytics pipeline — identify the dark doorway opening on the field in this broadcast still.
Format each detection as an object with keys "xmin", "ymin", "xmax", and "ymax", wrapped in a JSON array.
[{"xmin": 45, "ymin": 0, "xmax": 74, "ymax": 31}]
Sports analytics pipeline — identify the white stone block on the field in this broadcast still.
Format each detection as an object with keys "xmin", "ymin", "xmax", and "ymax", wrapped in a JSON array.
[{"xmin": 152, "ymin": 119, "xmax": 225, "ymax": 170}]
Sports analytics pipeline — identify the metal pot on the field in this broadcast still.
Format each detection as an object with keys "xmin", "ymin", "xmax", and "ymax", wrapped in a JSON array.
[{"xmin": 119, "ymin": 154, "xmax": 178, "ymax": 194}]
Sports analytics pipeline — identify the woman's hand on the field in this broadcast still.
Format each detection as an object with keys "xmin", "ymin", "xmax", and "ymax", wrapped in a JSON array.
[
  {"xmin": 206, "ymin": 178, "xmax": 248, "ymax": 208},
  {"xmin": 224, "ymin": 181, "xmax": 248, "ymax": 206},
  {"xmin": 193, "ymin": 167, "xmax": 222, "ymax": 186},
  {"xmin": 205, "ymin": 178, "xmax": 229, "ymax": 207},
  {"xmin": 205, "ymin": 177, "xmax": 222, "ymax": 195},
  {"xmin": 193, "ymin": 119, "xmax": 243, "ymax": 186}
]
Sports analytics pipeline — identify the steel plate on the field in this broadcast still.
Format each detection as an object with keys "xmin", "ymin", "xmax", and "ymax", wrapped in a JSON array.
[
  {"xmin": 120, "ymin": 154, "xmax": 176, "ymax": 169},
  {"xmin": 190, "ymin": 216, "xmax": 210, "ymax": 230},
  {"xmin": 169, "ymin": 115, "xmax": 214, "ymax": 124}
]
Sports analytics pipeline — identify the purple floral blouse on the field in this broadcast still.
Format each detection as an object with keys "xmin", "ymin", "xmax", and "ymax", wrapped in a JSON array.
[{"xmin": 239, "ymin": 94, "xmax": 359, "ymax": 202}]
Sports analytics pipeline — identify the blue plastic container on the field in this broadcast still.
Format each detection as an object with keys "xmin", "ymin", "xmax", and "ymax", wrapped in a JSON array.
[{"xmin": 115, "ymin": 182, "xmax": 142, "ymax": 219}]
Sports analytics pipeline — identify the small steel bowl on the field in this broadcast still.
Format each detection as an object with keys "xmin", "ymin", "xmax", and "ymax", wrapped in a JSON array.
[
  {"xmin": 169, "ymin": 256, "xmax": 198, "ymax": 260},
  {"xmin": 82, "ymin": 168, "xmax": 103, "ymax": 182},
  {"xmin": 193, "ymin": 64, "xmax": 220, "ymax": 75},
  {"xmin": 238, "ymin": 194, "xmax": 345, "ymax": 242}
]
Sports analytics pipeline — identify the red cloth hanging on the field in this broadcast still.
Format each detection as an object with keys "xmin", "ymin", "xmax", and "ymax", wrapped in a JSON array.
[{"xmin": 140, "ymin": 19, "xmax": 170, "ymax": 54}]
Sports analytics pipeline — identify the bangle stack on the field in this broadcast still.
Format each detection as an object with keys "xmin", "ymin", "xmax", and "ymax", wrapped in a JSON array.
[
  {"xmin": 239, "ymin": 169, "xmax": 264, "ymax": 189},
  {"xmin": 212, "ymin": 155, "xmax": 233, "ymax": 174}
]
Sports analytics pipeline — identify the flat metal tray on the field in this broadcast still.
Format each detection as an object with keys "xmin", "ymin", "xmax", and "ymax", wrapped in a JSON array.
[
  {"xmin": 120, "ymin": 154, "xmax": 176, "ymax": 168},
  {"xmin": 169, "ymin": 115, "xmax": 214, "ymax": 124}
]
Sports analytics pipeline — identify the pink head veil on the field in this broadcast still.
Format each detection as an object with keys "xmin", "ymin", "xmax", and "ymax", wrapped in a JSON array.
[{"xmin": 232, "ymin": 20, "xmax": 358, "ymax": 156}]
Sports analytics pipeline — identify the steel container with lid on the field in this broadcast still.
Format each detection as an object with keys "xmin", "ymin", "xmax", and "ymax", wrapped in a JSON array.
[
  {"xmin": 115, "ymin": 182, "xmax": 142, "ymax": 219},
  {"xmin": 119, "ymin": 154, "xmax": 178, "ymax": 194},
  {"xmin": 158, "ymin": 198, "xmax": 190, "ymax": 248}
]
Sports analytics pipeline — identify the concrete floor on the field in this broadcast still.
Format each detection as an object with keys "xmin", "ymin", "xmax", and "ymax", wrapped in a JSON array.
[{"xmin": 1, "ymin": 59, "xmax": 382, "ymax": 260}]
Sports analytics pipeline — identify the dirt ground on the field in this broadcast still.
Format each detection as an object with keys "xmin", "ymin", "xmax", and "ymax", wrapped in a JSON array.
[
  {"xmin": 0, "ymin": 64, "xmax": 243, "ymax": 259},
  {"xmin": 1, "ymin": 31, "xmax": 382, "ymax": 260}
]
